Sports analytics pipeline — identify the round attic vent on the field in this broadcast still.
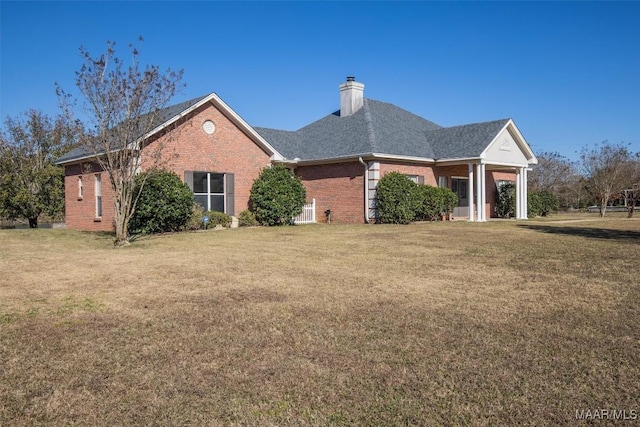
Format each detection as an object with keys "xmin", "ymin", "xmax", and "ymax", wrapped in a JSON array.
[{"xmin": 202, "ymin": 120, "xmax": 216, "ymax": 135}]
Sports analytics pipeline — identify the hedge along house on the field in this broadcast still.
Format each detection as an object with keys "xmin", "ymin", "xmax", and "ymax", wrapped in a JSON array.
[{"xmin": 56, "ymin": 77, "xmax": 537, "ymax": 230}]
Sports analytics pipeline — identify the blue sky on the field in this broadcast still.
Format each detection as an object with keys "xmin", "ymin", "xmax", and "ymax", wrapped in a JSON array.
[{"xmin": 1, "ymin": 1, "xmax": 638, "ymax": 160}]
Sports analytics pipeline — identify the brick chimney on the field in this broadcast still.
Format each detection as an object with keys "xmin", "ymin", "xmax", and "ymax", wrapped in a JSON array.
[{"xmin": 339, "ymin": 76, "xmax": 364, "ymax": 117}]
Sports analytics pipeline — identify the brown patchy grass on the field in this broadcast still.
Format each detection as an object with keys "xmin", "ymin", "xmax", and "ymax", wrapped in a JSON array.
[{"xmin": 1, "ymin": 217, "xmax": 639, "ymax": 426}]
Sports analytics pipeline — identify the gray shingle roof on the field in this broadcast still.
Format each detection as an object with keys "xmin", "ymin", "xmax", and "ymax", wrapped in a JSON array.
[
  {"xmin": 55, "ymin": 94, "xmax": 210, "ymax": 164},
  {"xmin": 255, "ymin": 99, "xmax": 509, "ymax": 161}
]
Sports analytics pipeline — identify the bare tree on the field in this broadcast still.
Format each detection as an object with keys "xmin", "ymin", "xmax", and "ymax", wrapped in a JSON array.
[
  {"xmin": 580, "ymin": 141, "xmax": 633, "ymax": 217},
  {"xmin": 528, "ymin": 151, "xmax": 576, "ymax": 192},
  {"xmin": 59, "ymin": 39, "xmax": 184, "ymax": 244},
  {"xmin": 623, "ymin": 153, "xmax": 640, "ymax": 218},
  {"xmin": 528, "ymin": 151, "xmax": 581, "ymax": 208}
]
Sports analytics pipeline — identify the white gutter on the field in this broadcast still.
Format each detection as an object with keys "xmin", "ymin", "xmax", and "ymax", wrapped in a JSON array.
[{"xmin": 358, "ymin": 157, "xmax": 370, "ymax": 223}]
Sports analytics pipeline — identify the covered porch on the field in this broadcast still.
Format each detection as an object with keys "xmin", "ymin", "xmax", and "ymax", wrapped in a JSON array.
[{"xmin": 450, "ymin": 162, "xmax": 531, "ymax": 221}]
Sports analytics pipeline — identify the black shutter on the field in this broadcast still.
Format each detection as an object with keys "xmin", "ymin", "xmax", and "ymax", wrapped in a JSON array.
[
  {"xmin": 225, "ymin": 173, "xmax": 235, "ymax": 216},
  {"xmin": 418, "ymin": 175, "xmax": 424, "ymax": 185},
  {"xmin": 184, "ymin": 171, "xmax": 194, "ymax": 191}
]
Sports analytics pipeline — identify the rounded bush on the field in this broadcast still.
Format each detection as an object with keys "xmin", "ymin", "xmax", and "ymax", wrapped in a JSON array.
[
  {"xmin": 249, "ymin": 165, "xmax": 306, "ymax": 226},
  {"xmin": 415, "ymin": 185, "xmax": 458, "ymax": 221},
  {"xmin": 528, "ymin": 190, "xmax": 559, "ymax": 217},
  {"xmin": 185, "ymin": 204, "xmax": 206, "ymax": 231},
  {"xmin": 376, "ymin": 172, "xmax": 420, "ymax": 224},
  {"xmin": 129, "ymin": 170, "xmax": 194, "ymax": 234},
  {"xmin": 238, "ymin": 209, "xmax": 259, "ymax": 227},
  {"xmin": 204, "ymin": 211, "xmax": 232, "ymax": 228}
]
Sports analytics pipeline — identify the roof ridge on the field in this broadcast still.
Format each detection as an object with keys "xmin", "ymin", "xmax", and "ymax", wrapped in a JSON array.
[
  {"xmin": 362, "ymin": 99, "xmax": 377, "ymax": 152},
  {"xmin": 437, "ymin": 118, "xmax": 510, "ymax": 130}
]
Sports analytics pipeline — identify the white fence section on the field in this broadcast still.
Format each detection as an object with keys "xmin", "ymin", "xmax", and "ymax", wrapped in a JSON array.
[{"xmin": 293, "ymin": 198, "xmax": 316, "ymax": 224}]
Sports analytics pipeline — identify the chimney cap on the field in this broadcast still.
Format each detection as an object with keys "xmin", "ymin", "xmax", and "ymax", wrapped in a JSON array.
[{"xmin": 346, "ymin": 76, "xmax": 355, "ymax": 82}]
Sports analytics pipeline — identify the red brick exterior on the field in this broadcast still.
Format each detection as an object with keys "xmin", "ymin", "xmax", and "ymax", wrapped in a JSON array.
[
  {"xmin": 62, "ymin": 101, "xmax": 522, "ymax": 229},
  {"xmin": 63, "ymin": 103, "xmax": 272, "ymax": 230},
  {"xmin": 295, "ymin": 162, "xmax": 364, "ymax": 223},
  {"xmin": 379, "ymin": 162, "xmax": 438, "ymax": 185},
  {"xmin": 64, "ymin": 163, "xmax": 115, "ymax": 231}
]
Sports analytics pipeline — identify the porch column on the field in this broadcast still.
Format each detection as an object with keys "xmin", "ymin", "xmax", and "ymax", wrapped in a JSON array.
[
  {"xmin": 468, "ymin": 163, "xmax": 475, "ymax": 221},
  {"xmin": 515, "ymin": 168, "xmax": 521, "ymax": 219},
  {"xmin": 476, "ymin": 163, "xmax": 486, "ymax": 221},
  {"xmin": 516, "ymin": 167, "xmax": 527, "ymax": 219},
  {"xmin": 522, "ymin": 167, "xmax": 528, "ymax": 219}
]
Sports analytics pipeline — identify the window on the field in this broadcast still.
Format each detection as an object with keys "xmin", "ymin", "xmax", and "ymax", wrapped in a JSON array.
[
  {"xmin": 78, "ymin": 176, "xmax": 83, "ymax": 200},
  {"xmin": 451, "ymin": 178, "xmax": 468, "ymax": 204},
  {"xmin": 185, "ymin": 171, "xmax": 235, "ymax": 215},
  {"xmin": 405, "ymin": 174, "xmax": 424, "ymax": 184},
  {"xmin": 95, "ymin": 174, "xmax": 102, "ymax": 218},
  {"xmin": 438, "ymin": 176, "xmax": 447, "ymax": 188},
  {"xmin": 194, "ymin": 172, "xmax": 226, "ymax": 212}
]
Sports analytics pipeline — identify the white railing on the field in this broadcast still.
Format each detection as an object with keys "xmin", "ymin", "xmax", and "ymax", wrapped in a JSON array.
[{"xmin": 293, "ymin": 198, "xmax": 316, "ymax": 224}]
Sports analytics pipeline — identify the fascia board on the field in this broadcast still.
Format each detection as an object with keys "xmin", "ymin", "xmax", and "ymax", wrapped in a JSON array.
[
  {"xmin": 370, "ymin": 153, "xmax": 436, "ymax": 163},
  {"xmin": 278, "ymin": 152, "xmax": 437, "ymax": 167},
  {"xmin": 479, "ymin": 119, "xmax": 538, "ymax": 165},
  {"xmin": 434, "ymin": 157, "xmax": 482, "ymax": 165}
]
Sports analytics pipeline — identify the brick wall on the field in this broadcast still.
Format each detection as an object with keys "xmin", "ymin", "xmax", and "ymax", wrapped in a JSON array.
[
  {"xmin": 296, "ymin": 162, "xmax": 365, "ymax": 223},
  {"xmin": 64, "ymin": 163, "xmax": 115, "ymax": 231},
  {"xmin": 143, "ymin": 103, "xmax": 272, "ymax": 216},
  {"xmin": 379, "ymin": 162, "xmax": 438, "ymax": 185},
  {"xmin": 63, "ymin": 102, "xmax": 273, "ymax": 230}
]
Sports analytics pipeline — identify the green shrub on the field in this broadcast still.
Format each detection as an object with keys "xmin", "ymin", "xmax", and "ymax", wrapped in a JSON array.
[
  {"xmin": 204, "ymin": 211, "xmax": 232, "ymax": 228},
  {"xmin": 249, "ymin": 164, "xmax": 306, "ymax": 226},
  {"xmin": 529, "ymin": 190, "xmax": 559, "ymax": 217},
  {"xmin": 185, "ymin": 204, "xmax": 206, "ymax": 231},
  {"xmin": 528, "ymin": 192, "xmax": 543, "ymax": 218},
  {"xmin": 496, "ymin": 182, "xmax": 516, "ymax": 218},
  {"xmin": 376, "ymin": 172, "xmax": 420, "ymax": 224},
  {"xmin": 129, "ymin": 170, "xmax": 194, "ymax": 235},
  {"xmin": 415, "ymin": 185, "xmax": 458, "ymax": 221},
  {"xmin": 439, "ymin": 187, "xmax": 458, "ymax": 219},
  {"xmin": 238, "ymin": 209, "xmax": 259, "ymax": 227}
]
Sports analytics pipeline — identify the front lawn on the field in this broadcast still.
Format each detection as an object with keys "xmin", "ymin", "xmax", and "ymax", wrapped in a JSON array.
[{"xmin": 1, "ymin": 218, "xmax": 638, "ymax": 425}]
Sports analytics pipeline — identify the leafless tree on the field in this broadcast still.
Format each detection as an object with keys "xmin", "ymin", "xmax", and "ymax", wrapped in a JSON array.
[
  {"xmin": 59, "ymin": 38, "xmax": 184, "ymax": 244},
  {"xmin": 622, "ymin": 153, "xmax": 640, "ymax": 218},
  {"xmin": 580, "ymin": 141, "xmax": 633, "ymax": 217},
  {"xmin": 528, "ymin": 151, "xmax": 582, "ymax": 208}
]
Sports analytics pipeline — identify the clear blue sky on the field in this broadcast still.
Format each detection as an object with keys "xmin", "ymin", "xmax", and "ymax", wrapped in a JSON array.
[{"xmin": 1, "ymin": 1, "xmax": 638, "ymax": 160}]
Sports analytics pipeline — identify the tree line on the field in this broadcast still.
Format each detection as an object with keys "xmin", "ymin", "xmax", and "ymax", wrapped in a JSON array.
[{"xmin": 529, "ymin": 145, "xmax": 640, "ymax": 217}]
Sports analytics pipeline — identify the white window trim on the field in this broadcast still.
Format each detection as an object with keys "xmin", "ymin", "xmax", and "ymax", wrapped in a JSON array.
[{"xmin": 95, "ymin": 174, "xmax": 102, "ymax": 220}]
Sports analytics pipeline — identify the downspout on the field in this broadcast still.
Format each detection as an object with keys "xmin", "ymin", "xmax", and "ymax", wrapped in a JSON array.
[{"xmin": 358, "ymin": 156, "xmax": 369, "ymax": 223}]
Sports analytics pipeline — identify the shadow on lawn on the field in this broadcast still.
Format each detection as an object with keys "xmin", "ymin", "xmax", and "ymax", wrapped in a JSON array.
[{"xmin": 518, "ymin": 224, "xmax": 640, "ymax": 243}]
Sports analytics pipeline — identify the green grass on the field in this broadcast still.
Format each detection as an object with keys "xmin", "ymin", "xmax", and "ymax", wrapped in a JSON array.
[{"xmin": 1, "ymin": 216, "xmax": 639, "ymax": 426}]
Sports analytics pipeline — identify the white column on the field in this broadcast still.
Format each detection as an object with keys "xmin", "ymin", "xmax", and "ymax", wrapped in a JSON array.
[
  {"xmin": 515, "ymin": 168, "xmax": 522, "ymax": 219},
  {"xmin": 522, "ymin": 167, "xmax": 528, "ymax": 219},
  {"xmin": 476, "ymin": 163, "xmax": 482, "ymax": 221},
  {"xmin": 468, "ymin": 163, "xmax": 475, "ymax": 221},
  {"xmin": 480, "ymin": 164, "xmax": 487, "ymax": 221},
  {"xmin": 475, "ymin": 163, "xmax": 486, "ymax": 222}
]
